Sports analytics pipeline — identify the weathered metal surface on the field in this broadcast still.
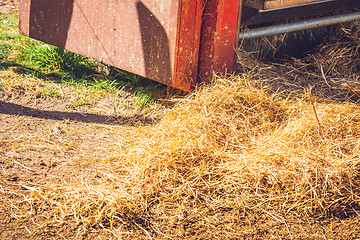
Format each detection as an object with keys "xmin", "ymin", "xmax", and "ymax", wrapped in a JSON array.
[
  {"xmin": 19, "ymin": 0, "xmax": 203, "ymax": 91},
  {"xmin": 173, "ymin": 0, "xmax": 203, "ymax": 91},
  {"xmin": 239, "ymin": 11, "xmax": 360, "ymax": 39},
  {"xmin": 197, "ymin": 0, "xmax": 242, "ymax": 83},
  {"xmin": 264, "ymin": 0, "xmax": 331, "ymax": 10},
  {"xmin": 18, "ymin": 0, "xmax": 360, "ymax": 91},
  {"xmin": 243, "ymin": 0, "xmax": 332, "ymax": 10},
  {"xmin": 242, "ymin": 0, "xmax": 360, "ymax": 26}
]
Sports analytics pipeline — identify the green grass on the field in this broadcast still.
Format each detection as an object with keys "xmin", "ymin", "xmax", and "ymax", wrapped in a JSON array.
[
  {"xmin": 0, "ymin": 42, "xmax": 11, "ymax": 59},
  {"xmin": 72, "ymin": 97, "xmax": 91, "ymax": 107},
  {"xmin": 91, "ymin": 77, "xmax": 120, "ymax": 92},
  {"xmin": 134, "ymin": 86, "xmax": 157, "ymax": 108},
  {"xmin": 0, "ymin": 13, "xmax": 30, "ymax": 62},
  {"xmin": 0, "ymin": 12, "xmax": 97, "ymax": 79},
  {"xmin": 0, "ymin": 12, "xmax": 162, "ymax": 107},
  {"xmin": 0, "ymin": 12, "xmax": 18, "ymax": 32},
  {"xmin": 41, "ymin": 87, "xmax": 61, "ymax": 98},
  {"xmin": 22, "ymin": 43, "xmax": 98, "ymax": 77}
]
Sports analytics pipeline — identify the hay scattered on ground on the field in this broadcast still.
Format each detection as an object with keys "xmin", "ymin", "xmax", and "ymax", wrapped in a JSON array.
[
  {"xmin": 6, "ymin": 75, "xmax": 360, "ymax": 238},
  {"xmin": 2, "ymin": 23, "xmax": 360, "ymax": 239}
]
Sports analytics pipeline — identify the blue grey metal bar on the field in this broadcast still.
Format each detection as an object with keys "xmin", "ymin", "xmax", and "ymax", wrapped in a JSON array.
[{"xmin": 239, "ymin": 11, "xmax": 360, "ymax": 39}]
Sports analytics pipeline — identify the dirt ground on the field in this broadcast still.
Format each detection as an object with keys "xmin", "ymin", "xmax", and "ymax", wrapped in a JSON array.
[
  {"xmin": 1, "ymin": 1, "xmax": 360, "ymax": 239},
  {"xmin": 1, "ymin": 80, "xmax": 360, "ymax": 239},
  {"xmin": 0, "ymin": 0, "xmax": 18, "ymax": 14},
  {"xmin": 0, "ymin": 72, "xmax": 150, "ymax": 239}
]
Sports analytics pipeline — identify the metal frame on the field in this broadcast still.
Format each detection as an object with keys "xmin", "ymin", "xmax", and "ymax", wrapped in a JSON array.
[
  {"xmin": 197, "ymin": 0, "xmax": 243, "ymax": 84},
  {"xmin": 19, "ymin": 0, "xmax": 204, "ymax": 92},
  {"xmin": 244, "ymin": 0, "xmax": 334, "ymax": 10},
  {"xmin": 173, "ymin": 1, "xmax": 204, "ymax": 91},
  {"xmin": 239, "ymin": 11, "xmax": 360, "ymax": 39},
  {"xmin": 18, "ymin": 0, "xmax": 360, "ymax": 91}
]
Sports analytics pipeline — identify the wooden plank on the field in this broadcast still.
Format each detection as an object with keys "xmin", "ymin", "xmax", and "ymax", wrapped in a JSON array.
[{"xmin": 197, "ymin": 0, "xmax": 243, "ymax": 83}]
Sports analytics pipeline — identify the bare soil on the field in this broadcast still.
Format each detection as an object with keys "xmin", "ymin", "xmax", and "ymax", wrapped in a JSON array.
[
  {"xmin": 0, "ymin": 77, "xmax": 139, "ymax": 239},
  {"xmin": 1, "ymin": 1, "xmax": 360, "ymax": 239},
  {"xmin": 1, "ymin": 82, "xmax": 360, "ymax": 239},
  {"xmin": 1, "ymin": 69, "xmax": 360, "ymax": 240},
  {"xmin": 0, "ymin": 0, "xmax": 18, "ymax": 14}
]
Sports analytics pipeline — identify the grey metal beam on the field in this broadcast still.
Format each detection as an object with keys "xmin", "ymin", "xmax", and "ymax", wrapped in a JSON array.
[{"xmin": 239, "ymin": 11, "xmax": 360, "ymax": 39}]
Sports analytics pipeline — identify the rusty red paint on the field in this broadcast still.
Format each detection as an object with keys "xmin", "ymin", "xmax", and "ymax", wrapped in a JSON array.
[
  {"xmin": 19, "ymin": 0, "xmax": 243, "ymax": 91},
  {"xmin": 173, "ymin": 0, "xmax": 203, "ymax": 91},
  {"xmin": 198, "ymin": 0, "xmax": 242, "ymax": 83},
  {"xmin": 19, "ymin": 0, "xmax": 203, "ymax": 91}
]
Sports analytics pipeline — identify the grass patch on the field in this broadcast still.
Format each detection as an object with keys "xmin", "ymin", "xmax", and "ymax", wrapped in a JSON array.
[
  {"xmin": 134, "ymin": 86, "xmax": 157, "ymax": 108},
  {"xmin": 0, "ymin": 12, "xmax": 18, "ymax": 32},
  {"xmin": 0, "ymin": 42, "xmax": 11, "ymax": 59},
  {"xmin": 72, "ymin": 97, "xmax": 91, "ymax": 107},
  {"xmin": 0, "ymin": 12, "xmax": 97, "ymax": 80},
  {"xmin": 0, "ymin": 12, "xmax": 164, "ymax": 108},
  {"xmin": 22, "ymin": 43, "xmax": 98, "ymax": 78},
  {"xmin": 41, "ymin": 87, "xmax": 61, "ymax": 98}
]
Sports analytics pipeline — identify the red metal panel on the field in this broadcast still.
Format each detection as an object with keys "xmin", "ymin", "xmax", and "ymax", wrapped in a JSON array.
[
  {"xmin": 19, "ymin": 0, "xmax": 202, "ymax": 91},
  {"xmin": 198, "ymin": 0, "xmax": 242, "ymax": 83},
  {"xmin": 173, "ymin": 0, "xmax": 203, "ymax": 91}
]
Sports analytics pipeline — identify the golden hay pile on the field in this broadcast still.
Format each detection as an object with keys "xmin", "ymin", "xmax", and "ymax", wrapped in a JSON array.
[
  {"xmin": 3, "ymin": 23, "xmax": 360, "ymax": 238},
  {"xmin": 26, "ymin": 76, "xmax": 360, "ymax": 238}
]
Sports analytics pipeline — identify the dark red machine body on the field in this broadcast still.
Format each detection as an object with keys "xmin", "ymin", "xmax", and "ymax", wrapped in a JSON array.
[
  {"xmin": 19, "ymin": 0, "xmax": 208, "ymax": 91},
  {"xmin": 20, "ymin": 0, "xmax": 354, "ymax": 91}
]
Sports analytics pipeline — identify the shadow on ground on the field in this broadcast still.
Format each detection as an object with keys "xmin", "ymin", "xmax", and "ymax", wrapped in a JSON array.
[{"xmin": 0, "ymin": 100, "xmax": 155, "ymax": 126}]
